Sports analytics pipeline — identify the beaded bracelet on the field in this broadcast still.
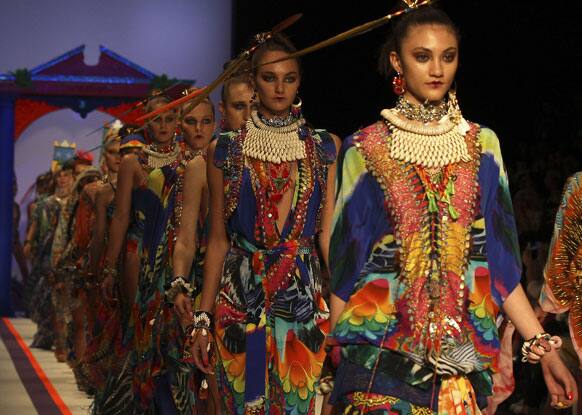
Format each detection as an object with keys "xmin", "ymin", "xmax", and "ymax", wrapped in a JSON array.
[
  {"xmin": 102, "ymin": 264, "xmax": 118, "ymax": 279},
  {"xmin": 521, "ymin": 332, "xmax": 562, "ymax": 363},
  {"xmin": 193, "ymin": 310, "xmax": 213, "ymax": 331},
  {"xmin": 164, "ymin": 275, "xmax": 194, "ymax": 304},
  {"xmin": 183, "ymin": 311, "xmax": 216, "ymax": 363}
]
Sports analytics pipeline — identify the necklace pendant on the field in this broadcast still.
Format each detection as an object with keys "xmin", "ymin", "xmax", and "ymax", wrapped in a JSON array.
[{"xmin": 428, "ymin": 278, "xmax": 440, "ymax": 300}]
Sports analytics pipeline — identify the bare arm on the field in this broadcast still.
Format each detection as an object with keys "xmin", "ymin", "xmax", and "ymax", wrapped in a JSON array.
[
  {"xmin": 503, "ymin": 283, "xmax": 578, "ymax": 406},
  {"xmin": 23, "ymin": 216, "xmax": 37, "ymax": 260},
  {"xmin": 104, "ymin": 155, "xmax": 138, "ymax": 268},
  {"xmin": 503, "ymin": 284, "xmax": 547, "ymax": 339},
  {"xmin": 89, "ymin": 185, "xmax": 110, "ymax": 274},
  {"xmin": 190, "ymin": 140, "xmax": 231, "ymax": 374},
  {"xmin": 199, "ymin": 141, "xmax": 230, "ymax": 313},
  {"xmin": 172, "ymin": 156, "xmax": 207, "ymax": 278}
]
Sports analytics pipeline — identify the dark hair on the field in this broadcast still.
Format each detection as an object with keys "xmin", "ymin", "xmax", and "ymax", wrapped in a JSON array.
[
  {"xmin": 58, "ymin": 160, "xmax": 75, "ymax": 174},
  {"xmin": 378, "ymin": 7, "xmax": 460, "ymax": 78},
  {"xmin": 36, "ymin": 171, "xmax": 55, "ymax": 195},
  {"xmin": 221, "ymin": 61, "xmax": 252, "ymax": 102},
  {"xmin": 250, "ymin": 33, "xmax": 301, "ymax": 76}
]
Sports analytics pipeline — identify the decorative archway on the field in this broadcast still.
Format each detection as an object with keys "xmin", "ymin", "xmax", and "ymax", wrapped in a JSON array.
[{"xmin": 0, "ymin": 45, "xmax": 191, "ymax": 315}]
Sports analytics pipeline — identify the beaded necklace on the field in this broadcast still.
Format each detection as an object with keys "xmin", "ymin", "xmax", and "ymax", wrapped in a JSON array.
[
  {"xmin": 242, "ymin": 111, "xmax": 306, "ymax": 163},
  {"xmin": 258, "ymin": 111, "xmax": 296, "ymax": 128},
  {"xmin": 142, "ymin": 142, "xmax": 180, "ymax": 168},
  {"xmin": 383, "ymin": 90, "xmax": 470, "ymax": 169},
  {"xmin": 184, "ymin": 147, "xmax": 207, "ymax": 161},
  {"xmin": 395, "ymin": 95, "xmax": 448, "ymax": 123}
]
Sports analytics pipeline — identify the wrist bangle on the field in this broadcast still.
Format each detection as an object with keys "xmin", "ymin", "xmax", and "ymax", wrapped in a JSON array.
[
  {"xmin": 164, "ymin": 275, "xmax": 194, "ymax": 304},
  {"xmin": 102, "ymin": 264, "xmax": 118, "ymax": 279},
  {"xmin": 184, "ymin": 311, "xmax": 214, "ymax": 344},
  {"xmin": 521, "ymin": 332, "xmax": 562, "ymax": 363},
  {"xmin": 192, "ymin": 310, "xmax": 213, "ymax": 330}
]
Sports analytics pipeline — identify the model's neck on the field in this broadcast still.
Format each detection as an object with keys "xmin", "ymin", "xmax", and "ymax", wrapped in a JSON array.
[
  {"xmin": 55, "ymin": 187, "xmax": 70, "ymax": 198},
  {"xmin": 258, "ymin": 105, "xmax": 291, "ymax": 119},
  {"xmin": 108, "ymin": 171, "xmax": 118, "ymax": 186}
]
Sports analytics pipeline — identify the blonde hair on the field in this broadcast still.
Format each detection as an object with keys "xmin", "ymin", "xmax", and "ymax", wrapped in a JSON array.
[{"xmin": 180, "ymin": 88, "xmax": 215, "ymax": 120}]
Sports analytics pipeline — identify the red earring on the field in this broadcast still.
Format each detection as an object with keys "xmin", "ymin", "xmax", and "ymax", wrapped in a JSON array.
[{"xmin": 392, "ymin": 72, "xmax": 405, "ymax": 95}]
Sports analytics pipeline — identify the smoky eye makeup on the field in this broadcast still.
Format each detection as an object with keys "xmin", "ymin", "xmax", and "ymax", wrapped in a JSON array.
[
  {"xmin": 261, "ymin": 73, "xmax": 276, "ymax": 82},
  {"xmin": 442, "ymin": 48, "xmax": 458, "ymax": 62},
  {"xmin": 414, "ymin": 53, "xmax": 430, "ymax": 62}
]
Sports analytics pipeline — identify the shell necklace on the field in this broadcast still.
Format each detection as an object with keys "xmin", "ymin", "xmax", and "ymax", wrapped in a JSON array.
[
  {"xmin": 242, "ymin": 111, "xmax": 306, "ymax": 163},
  {"xmin": 382, "ymin": 91, "xmax": 472, "ymax": 168}
]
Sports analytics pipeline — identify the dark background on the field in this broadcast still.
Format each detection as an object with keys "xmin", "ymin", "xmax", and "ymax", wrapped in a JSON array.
[
  {"xmin": 232, "ymin": 0, "xmax": 582, "ymax": 163},
  {"xmin": 232, "ymin": 4, "xmax": 582, "ymax": 410}
]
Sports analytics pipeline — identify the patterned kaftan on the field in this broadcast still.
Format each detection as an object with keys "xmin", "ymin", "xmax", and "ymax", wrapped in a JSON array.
[
  {"xmin": 128, "ymin": 150, "xmax": 197, "ymax": 414},
  {"xmin": 91, "ymin": 190, "xmax": 150, "ymax": 415},
  {"xmin": 29, "ymin": 195, "xmax": 62, "ymax": 349},
  {"xmin": 213, "ymin": 126, "xmax": 336, "ymax": 414},
  {"xmin": 81, "ymin": 185, "xmax": 127, "ymax": 398},
  {"xmin": 329, "ymin": 121, "xmax": 521, "ymax": 414}
]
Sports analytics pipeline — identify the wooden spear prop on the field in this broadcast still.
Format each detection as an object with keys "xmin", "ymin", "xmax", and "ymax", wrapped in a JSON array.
[{"xmin": 135, "ymin": 13, "xmax": 303, "ymax": 123}]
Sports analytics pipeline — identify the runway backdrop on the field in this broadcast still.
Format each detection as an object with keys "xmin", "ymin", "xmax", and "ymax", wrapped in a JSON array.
[{"xmin": 1, "ymin": 0, "xmax": 232, "ymax": 223}]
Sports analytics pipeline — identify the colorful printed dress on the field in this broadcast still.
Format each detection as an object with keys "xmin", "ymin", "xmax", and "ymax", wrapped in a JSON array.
[
  {"xmin": 129, "ymin": 147, "xmax": 196, "ymax": 414},
  {"xmin": 91, "ymin": 188, "xmax": 146, "ymax": 415},
  {"xmin": 29, "ymin": 195, "xmax": 62, "ymax": 349},
  {"xmin": 213, "ymin": 119, "xmax": 335, "ymax": 414},
  {"xmin": 541, "ymin": 171, "xmax": 582, "ymax": 364},
  {"xmin": 81, "ymin": 183, "xmax": 125, "ymax": 397},
  {"xmin": 329, "ymin": 118, "xmax": 521, "ymax": 414}
]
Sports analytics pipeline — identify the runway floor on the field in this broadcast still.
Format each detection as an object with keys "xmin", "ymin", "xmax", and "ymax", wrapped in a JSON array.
[{"xmin": 0, "ymin": 317, "xmax": 92, "ymax": 415}]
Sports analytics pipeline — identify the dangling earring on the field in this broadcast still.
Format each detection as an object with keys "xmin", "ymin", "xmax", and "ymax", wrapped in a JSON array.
[
  {"xmin": 447, "ymin": 86, "xmax": 462, "ymax": 124},
  {"xmin": 291, "ymin": 94, "xmax": 302, "ymax": 118},
  {"xmin": 392, "ymin": 72, "xmax": 405, "ymax": 95},
  {"xmin": 250, "ymin": 90, "xmax": 257, "ymax": 104},
  {"xmin": 220, "ymin": 117, "xmax": 227, "ymax": 131}
]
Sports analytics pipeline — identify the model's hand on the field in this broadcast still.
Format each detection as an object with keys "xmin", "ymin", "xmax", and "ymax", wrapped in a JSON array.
[
  {"xmin": 540, "ymin": 348, "xmax": 577, "ymax": 409},
  {"xmin": 173, "ymin": 292, "xmax": 193, "ymax": 323},
  {"xmin": 190, "ymin": 330, "xmax": 215, "ymax": 375},
  {"xmin": 101, "ymin": 275, "xmax": 115, "ymax": 302},
  {"xmin": 321, "ymin": 395, "xmax": 335, "ymax": 415}
]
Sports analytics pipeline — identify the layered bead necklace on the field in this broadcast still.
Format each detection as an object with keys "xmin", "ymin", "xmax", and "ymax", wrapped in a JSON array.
[
  {"xmin": 394, "ymin": 94, "xmax": 448, "ymax": 123},
  {"xmin": 383, "ymin": 91, "xmax": 471, "ymax": 169},
  {"xmin": 142, "ymin": 141, "xmax": 180, "ymax": 168},
  {"xmin": 243, "ymin": 110, "xmax": 309, "ymax": 244},
  {"xmin": 242, "ymin": 111, "xmax": 306, "ymax": 164}
]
